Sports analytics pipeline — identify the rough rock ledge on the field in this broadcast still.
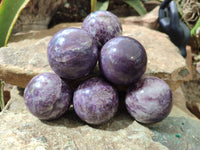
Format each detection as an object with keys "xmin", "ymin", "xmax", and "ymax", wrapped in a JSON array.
[{"xmin": 0, "ymin": 23, "xmax": 189, "ymax": 90}]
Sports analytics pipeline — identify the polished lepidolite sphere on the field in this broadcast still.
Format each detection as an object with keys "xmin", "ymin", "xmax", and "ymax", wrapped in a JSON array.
[
  {"xmin": 24, "ymin": 72, "xmax": 72, "ymax": 120},
  {"xmin": 82, "ymin": 10, "xmax": 122, "ymax": 48},
  {"xmin": 125, "ymin": 76, "xmax": 173, "ymax": 124},
  {"xmin": 47, "ymin": 27, "xmax": 98, "ymax": 79},
  {"xmin": 100, "ymin": 36, "xmax": 147, "ymax": 85},
  {"xmin": 73, "ymin": 77, "xmax": 119, "ymax": 125}
]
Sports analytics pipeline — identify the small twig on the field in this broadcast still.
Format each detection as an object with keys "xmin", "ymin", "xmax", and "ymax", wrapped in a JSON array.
[
  {"xmin": 0, "ymin": 79, "xmax": 5, "ymax": 111},
  {"xmin": 91, "ymin": 0, "xmax": 97, "ymax": 12}
]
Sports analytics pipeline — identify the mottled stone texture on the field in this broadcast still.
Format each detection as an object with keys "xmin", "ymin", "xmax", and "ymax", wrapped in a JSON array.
[
  {"xmin": 82, "ymin": 10, "xmax": 122, "ymax": 48},
  {"xmin": 125, "ymin": 76, "xmax": 172, "ymax": 124},
  {"xmin": 0, "ymin": 23, "xmax": 188, "ymax": 89},
  {"xmin": 24, "ymin": 73, "xmax": 72, "ymax": 120},
  {"xmin": 180, "ymin": 46, "xmax": 200, "ymax": 120},
  {"xmin": 47, "ymin": 28, "xmax": 98, "ymax": 80},
  {"xmin": 73, "ymin": 77, "xmax": 119, "ymax": 125},
  {"xmin": 0, "ymin": 86, "xmax": 200, "ymax": 149},
  {"xmin": 182, "ymin": 80, "xmax": 200, "ymax": 119}
]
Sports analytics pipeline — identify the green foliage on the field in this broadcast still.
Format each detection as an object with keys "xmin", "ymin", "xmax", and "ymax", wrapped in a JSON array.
[
  {"xmin": 191, "ymin": 17, "xmax": 200, "ymax": 36},
  {"xmin": 90, "ymin": 0, "xmax": 147, "ymax": 15},
  {"xmin": 91, "ymin": 0, "xmax": 109, "ymax": 12},
  {"xmin": 0, "ymin": 79, "xmax": 5, "ymax": 111},
  {"xmin": 95, "ymin": 1, "xmax": 109, "ymax": 11},
  {"xmin": 124, "ymin": 0, "xmax": 147, "ymax": 15},
  {"xmin": 0, "ymin": 0, "xmax": 30, "ymax": 47}
]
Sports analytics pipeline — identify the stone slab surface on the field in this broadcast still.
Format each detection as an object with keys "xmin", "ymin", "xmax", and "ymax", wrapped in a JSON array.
[
  {"xmin": 120, "ymin": 6, "xmax": 159, "ymax": 29},
  {"xmin": 0, "ymin": 23, "xmax": 189, "ymax": 89},
  {"xmin": 0, "ymin": 87, "xmax": 199, "ymax": 150}
]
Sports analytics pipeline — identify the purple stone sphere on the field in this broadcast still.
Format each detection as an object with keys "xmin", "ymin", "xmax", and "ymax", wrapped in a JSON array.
[
  {"xmin": 24, "ymin": 72, "xmax": 72, "ymax": 120},
  {"xmin": 73, "ymin": 77, "xmax": 119, "ymax": 125},
  {"xmin": 125, "ymin": 76, "xmax": 173, "ymax": 124},
  {"xmin": 47, "ymin": 27, "xmax": 98, "ymax": 80},
  {"xmin": 81, "ymin": 10, "xmax": 122, "ymax": 48},
  {"xmin": 100, "ymin": 36, "xmax": 147, "ymax": 85}
]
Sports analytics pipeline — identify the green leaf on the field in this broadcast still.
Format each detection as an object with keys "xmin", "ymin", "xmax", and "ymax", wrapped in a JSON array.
[
  {"xmin": 191, "ymin": 17, "xmax": 200, "ymax": 36},
  {"xmin": 95, "ymin": 0, "xmax": 109, "ymax": 11},
  {"xmin": 125, "ymin": 0, "xmax": 147, "ymax": 16},
  {"xmin": 91, "ymin": 0, "xmax": 97, "ymax": 12},
  {"xmin": 0, "ymin": 0, "xmax": 30, "ymax": 47}
]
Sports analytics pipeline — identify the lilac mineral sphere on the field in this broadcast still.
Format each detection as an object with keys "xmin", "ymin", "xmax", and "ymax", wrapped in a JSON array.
[
  {"xmin": 24, "ymin": 72, "xmax": 72, "ymax": 120},
  {"xmin": 73, "ymin": 77, "xmax": 119, "ymax": 125},
  {"xmin": 47, "ymin": 27, "xmax": 98, "ymax": 79},
  {"xmin": 125, "ymin": 76, "xmax": 173, "ymax": 124},
  {"xmin": 82, "ymin": 10, "xmax": 122, "ymax": 48},
  {"xmin": 100, "ymin": 36, "xmax": 147, "ymax": 85}
]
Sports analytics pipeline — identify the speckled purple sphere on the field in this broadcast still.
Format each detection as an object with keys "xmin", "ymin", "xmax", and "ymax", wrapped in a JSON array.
[
  {"xmin": 47, "ymin": 27, "xmax": 98, "ymax": 80},
  {"xmin": 125, "ymin": 76, "xmax": 173, "ymax": 124},
  {"xmin": 24, "ymin": 72, "xmax": 72, "ymax": 120},
  {"xmin": 81, "ymin": 10, "xmax": 122, "ymax": 48},
  {"xmin": 73, "ymin": 77, "xmax": 119, "ymax": 125},
  {"xmin": 100, "ymin": 36, "xmax": 147, "ymax": 85}
]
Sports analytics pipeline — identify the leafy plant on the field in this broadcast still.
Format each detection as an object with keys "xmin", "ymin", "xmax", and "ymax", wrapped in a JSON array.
[
  {"xmin": 91, "ymin": 0, "xmax": 109, "ymax": 12},
  {"xmin": 90, "ymin": 0, "xmax": 162, "ymax": 15},
  {"xmin": 191, "ymin": 17, "xmax": 200, "ymax": 36},
  {"xmin": 95, "ymin": 0, "xmax": 109, "ymax": 11},
  {"xmin": 90, "ymin": 0, "xmax": 148, "ymax": 15},
  {"xmin": 0, "ymin": 0, "xmax": 30, "ymax": 47},
  {"xmin": 190, "ymin": 18, "xmax": 200, "ymax": 50},
  {"xmin": 124, "ymin": 0, "xmax": 147, "ymax": 15}
]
